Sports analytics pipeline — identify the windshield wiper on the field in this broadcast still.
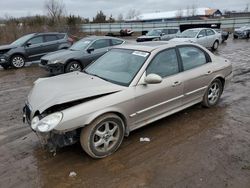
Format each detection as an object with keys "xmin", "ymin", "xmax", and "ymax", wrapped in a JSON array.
[{"xmin": 85, "ymin": 72, "xmax": 111, "ymax": 82}]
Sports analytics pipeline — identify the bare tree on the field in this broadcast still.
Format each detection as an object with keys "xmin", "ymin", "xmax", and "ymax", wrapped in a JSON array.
[
  {"xmin": 126, "ymin": 9, "xmax": 140, "ymax": 20},
  {"xmin": 117, "ymin": 13, "xmax": 123, "ymax": 21},
  {"xmin": 191, "ymin": 4, "xmax": 197, "ymax": 16},
  {"xmin": 44, "ymin": 0, "xmax": 66, "ymax": 25},
  {"xmin": 176, "ymin": 8, "xmax": 183, "ymax": 18},
  {"xmin": 244, "ymin": 3, "xmax": 249, "ymax": 12},
  {"xmin": 186, "ymin": 6, "xmax": 190, "ymax": 17}
]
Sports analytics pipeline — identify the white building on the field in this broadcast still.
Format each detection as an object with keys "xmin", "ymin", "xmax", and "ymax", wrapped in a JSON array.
[{"xmin": 126, "ymin": 8, "xmax": 222, "ymax": 22}]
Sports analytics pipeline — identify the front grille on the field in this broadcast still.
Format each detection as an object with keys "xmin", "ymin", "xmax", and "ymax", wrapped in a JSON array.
[{"xmin": 41, "ymin": 59, "xmax": 48, "ymax": 66}]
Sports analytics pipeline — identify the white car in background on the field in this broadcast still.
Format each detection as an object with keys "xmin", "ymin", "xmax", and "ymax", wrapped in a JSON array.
[{"xmin": 170, "ymin": 28, "xmax": 221, "ymax": 50}]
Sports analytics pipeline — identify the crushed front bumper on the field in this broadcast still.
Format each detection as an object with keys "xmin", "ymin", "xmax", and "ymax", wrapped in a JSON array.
[
  {"xmin": 39, "ymin": 61, "xmax": 65, "ymax": 75},
  {"xmin": 23, "ymin": 104, "xmax": 79, "ymax": 152}
]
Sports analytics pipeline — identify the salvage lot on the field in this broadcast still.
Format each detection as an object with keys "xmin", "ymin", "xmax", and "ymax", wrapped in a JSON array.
[{"xmin": 0, "ymin": 38, "xmax": 250, "ymax": 188}]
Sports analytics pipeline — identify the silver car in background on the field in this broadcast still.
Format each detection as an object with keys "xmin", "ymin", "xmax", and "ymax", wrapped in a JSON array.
[
  {"xmin": 23, "ymin": 41, "xmax": 232, "ymax": 158},
  {"xmin": 170, "ymin": 28, "xmax": 222, "ymax": 50}
]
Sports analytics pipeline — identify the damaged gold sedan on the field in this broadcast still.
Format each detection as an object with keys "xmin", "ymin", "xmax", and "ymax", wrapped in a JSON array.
[{"xmin": 23, "ymin": 41, "xmax": 232, "ymax": 158}]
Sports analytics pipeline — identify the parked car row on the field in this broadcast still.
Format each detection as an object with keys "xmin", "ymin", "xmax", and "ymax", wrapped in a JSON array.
[
  {"xmin": 137, "ymin": 27, "xmax": 223, "ymax": 50},
  {"xmin": 0, "ymin": 31, "xmax": 232, "ymax": 159}
]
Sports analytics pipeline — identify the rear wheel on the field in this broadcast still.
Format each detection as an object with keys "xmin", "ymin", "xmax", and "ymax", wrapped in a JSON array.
[
  {"xmin": 202, "ymin": 79, "xmax": 223, "ymax": 108},
  {"xmin": 212, "ymin": 40, "xmax": 219, "ymax": 51},
  {"xmin": 80, "ymin": 113, "xmax": 125, "ymax": 158},
  {"xmin": 65, "ymin": 61, "xmax": 82, "ymax": 73},
  {"xmin": 11, "ymin": 55, "xmax": 25, "ymax": 68}
]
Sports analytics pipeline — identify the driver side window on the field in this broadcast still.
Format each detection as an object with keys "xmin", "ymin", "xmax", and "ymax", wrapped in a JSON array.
[
  {"xmin": 90, "ymin": 39, "xmax": 110, "ymax": 50},
  {"xmin": 28, "ymin": 36, "xmax": 43, "ymax": 45},
  {"xmin": 146, "ymin": 49, "xmax": 179, "ymax": 78},
  {"xmin": 198, "ymin": 30, "xmax": 206, "ymax": 38}
]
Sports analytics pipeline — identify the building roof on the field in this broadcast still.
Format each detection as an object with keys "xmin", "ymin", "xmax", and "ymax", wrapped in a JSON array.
[{"xmin": 126, "ymin": 8, "xmax": 220, "ymax": 21}]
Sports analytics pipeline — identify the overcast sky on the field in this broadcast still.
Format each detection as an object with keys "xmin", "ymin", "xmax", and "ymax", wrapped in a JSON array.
[{"xmin": 0, "ymin": 0, "xmax": 249, "ymax": 19}]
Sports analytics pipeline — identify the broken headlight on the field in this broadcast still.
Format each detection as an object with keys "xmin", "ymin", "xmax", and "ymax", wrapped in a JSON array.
[{"xmin": 33, "ymin": 112, "xmax": 63, "ymax": 132}]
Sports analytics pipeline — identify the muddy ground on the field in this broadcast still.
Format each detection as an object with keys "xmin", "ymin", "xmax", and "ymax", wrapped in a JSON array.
[{"xmin": 0, "ymin": 38, "xmax": 250, "ymax": 188}]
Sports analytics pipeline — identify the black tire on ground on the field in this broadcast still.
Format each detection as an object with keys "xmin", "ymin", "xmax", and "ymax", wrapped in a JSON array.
[
  {"xmin": 10, "ymin": 55, "xmax": 25, "ymax": 68},
  {"xmin": 1, "ymin": 64, "xmax": 9, "ymax": 70},
  {"xmin": 212, "ymin": 40, "xmax": 219, "ymax": 51},
  {"xmin": 65, "ymin": 61, "xmax": 82, "ymax": 73},
  {"xmin": 233, "ymin": 35, "xmax": 238, "ymax": 39},
  {"xmin": 80, "ymin": 113, "xmax": 125, "ymax": 158},
  {"xmin": 202, "ymin": 79, "xmax": 223, "ymax": 108}
]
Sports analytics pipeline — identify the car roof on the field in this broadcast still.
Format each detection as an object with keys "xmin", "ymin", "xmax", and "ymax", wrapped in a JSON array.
[
  {"xmin": 84, "ymin": 35, "xmax": 125, "ymax": 41},
  {"xmin": 185, "ymin": 28, "xmax": 214, "ymax": 31},
  {"xmin": 114, "ymin": 41, "xmax": 194, "ymax": 52},
  {"xmin": 34, "ymin": 32, "xmax": 66, "ymax": 36}
]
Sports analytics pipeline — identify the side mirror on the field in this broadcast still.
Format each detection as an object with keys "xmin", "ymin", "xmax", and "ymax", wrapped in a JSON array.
[
  {"xmin": 87, "ymin": 47, "xmax": 94, "ymax": 53},
  {"xmin": 26, "ymin": 42, "xmax": 32, "ymax": 47},
  {"xmin": 197, "ymin": 34, "xmax": 204, "ymax": 38},
  {"xmin": 144, "ymin": 74, "xmax": 162, "ymax": 84},
  {"xmin": 160, "ymin": 33, "xmax": 165, "ymax": 36}
]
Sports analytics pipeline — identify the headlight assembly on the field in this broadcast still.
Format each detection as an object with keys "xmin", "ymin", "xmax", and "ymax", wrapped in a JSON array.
[{"xmin": 32, "ymin": 112, "xmax": 63, "ymax": 132}]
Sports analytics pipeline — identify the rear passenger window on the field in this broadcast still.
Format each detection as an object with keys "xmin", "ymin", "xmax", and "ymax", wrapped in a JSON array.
[
  {"xmin": 198, "ymin": 30, "xmax": 206, "ymax": 37},
  {"xmin": 179, "ymin": 46, "xmax": 207, "ymax": 71},
  {"xmin": 146, "ymin": 49, "xmax": 179, "ymax": 78},
  {"xmin": 45, "ymin": 35, "xmax": 58, "ymax": 42},
  {"xmin": 111, "ymin": 39, "xmax": 124, "ymax": 46}
]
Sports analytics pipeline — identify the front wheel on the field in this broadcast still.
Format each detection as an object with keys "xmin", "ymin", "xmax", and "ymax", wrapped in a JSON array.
[
  {"xmin": 65, "ymin": 61, "xmax": 82, "ymax": 73},
  {"xmin": 11, "ymin": 55, "xmax": 25, "ymax": 68},
  {"xmin": 202, "ymin": 79, "xmax": 223, "ymax": 107},
  {"xmin": 80, "ymin": 113, "xmax": 125, "ymax": 158},
  {"xmin": 212, "ymin": 41, "xmax": 219, "ymax": 51}
]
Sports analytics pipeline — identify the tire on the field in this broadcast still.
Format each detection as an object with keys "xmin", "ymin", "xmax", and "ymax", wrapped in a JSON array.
[
  {"xmin": 11, "ymin": 55, "xmax": 25, "ymax": 68},
  {"xmin": 202, "ymin": 79, "xmax": 223, "ymax": 108},
  {"xmin": 65, "ymin": 61, "xmax": 82, "ymax": 73},
  {"xmin": 233, "ymin": 35, "xmax": 238, "ymax": 39},
  {"xmin": 212, "ymin": 40, "xmax": 219, "ymax": 51},
  {"xmin": 80, "ymin": 113, "xmax": 125, "ymax": 158},
  {"xmin": 1, "ymin": 64, "xmax": 9, "ymax": 70}
]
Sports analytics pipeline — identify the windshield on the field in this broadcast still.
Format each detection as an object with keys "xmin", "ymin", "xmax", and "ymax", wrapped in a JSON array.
[
  {"xmin": 70, "ymin": 39, "xmax": 93, "ymax": 51},
  {"xmin": 146, "ymin": 29, "xmax": 162, "ymax": 36},
  {"xmin": 11, "ymin": 34, "xmax": 34, "ymax": 46},
  {"xmin": 85, "ymin": 49, "xmax": 149, "ymax": 86},
  {"xmin": 179, "ymin": 30, "xmax": 199, "ymax": 38}
]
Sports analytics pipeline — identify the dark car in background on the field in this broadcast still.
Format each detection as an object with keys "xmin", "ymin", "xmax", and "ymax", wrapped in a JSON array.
[
  {"xmin": 136, "ymin": 28, "xmax": 178, "ymax": 42},
  {"xmin": 215, "ymin": 29, "xmax": 229, "ymax": 42},
  {"xmin": 40, "ymin": 36, "xmax": 125, "ymax": 74},
  {"xmin": 0, "ymin": 32, "xmax": 73, "ymax": 69},
  {"xmin": 233, "ymin": 25, "xmax": 250, "ymax": 39}
]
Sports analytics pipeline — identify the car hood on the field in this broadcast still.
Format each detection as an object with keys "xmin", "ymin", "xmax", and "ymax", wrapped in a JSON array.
[
  {"xmin": 0, "ymin": 44, "xmax": 15, "ymax": 51},
  {"xmin": 137, "ymin": 35, "xmax": 159, "ymax": 39},
  {"xmin": 170, "ymin": 37, "xmax": 196, "ymax": 42},
  {"xmin": 42, "ymin": 49, "xmax": 84, "ymax": 63},
  {"xmin": 28, "ymin": 71, "xmax": 125, "ymax": 113}
]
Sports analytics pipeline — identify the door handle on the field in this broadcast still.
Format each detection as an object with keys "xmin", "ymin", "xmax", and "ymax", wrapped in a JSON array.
[
  {"xmin": 205, "ymin": 70, "xmax": 213, "ymax": 75},
  {"xmin": 172, "ymin": 81, "xmax": 182, "ymax": 87}
]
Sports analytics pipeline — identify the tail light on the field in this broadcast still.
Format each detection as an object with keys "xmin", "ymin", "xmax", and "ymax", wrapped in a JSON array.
[{"xmin": 67, "ymin": 37, "xmax": 74, "ymax": 45}]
